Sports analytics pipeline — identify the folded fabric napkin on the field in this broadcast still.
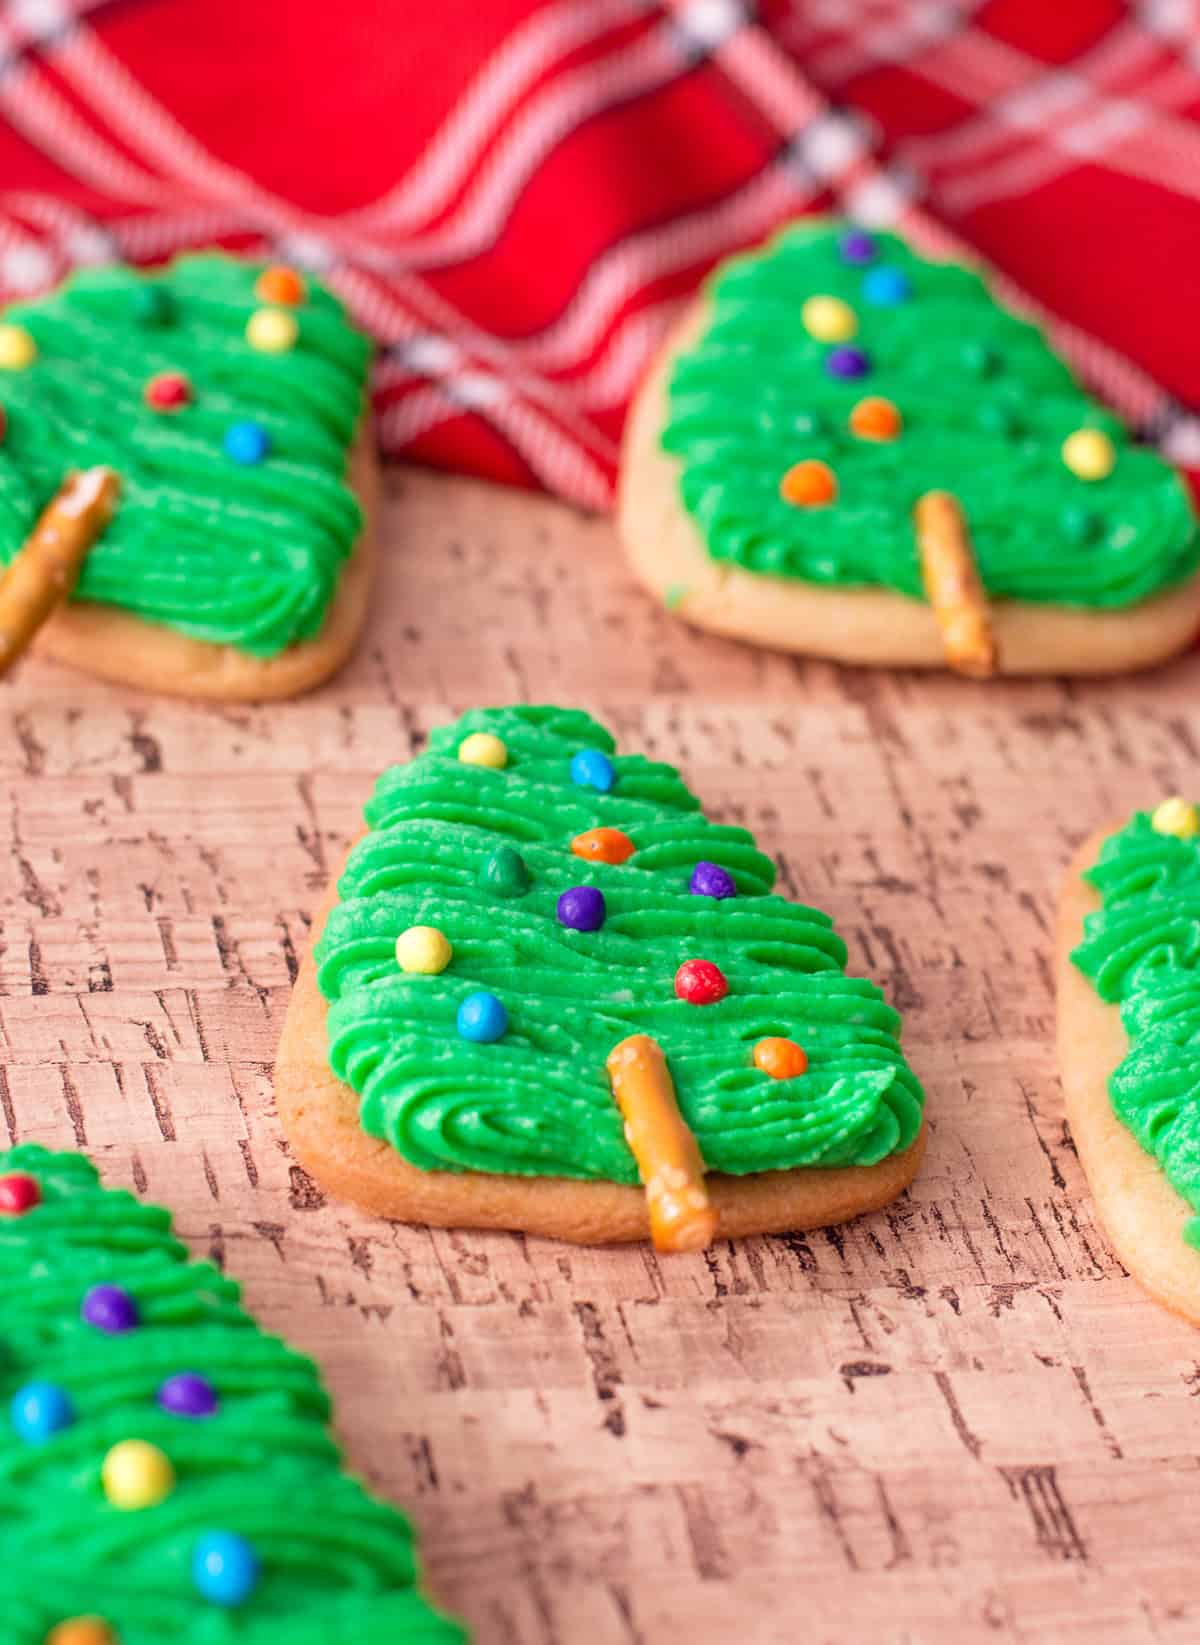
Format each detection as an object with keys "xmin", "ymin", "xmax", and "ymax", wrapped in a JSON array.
[{"xmin": 0, "ymin": 0, "xmax": 1194, "ymax": 506}]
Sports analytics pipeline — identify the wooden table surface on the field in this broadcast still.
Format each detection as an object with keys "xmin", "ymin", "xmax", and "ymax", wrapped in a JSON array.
[{"xmin": 5, "ymin": 465, "xmax": 1199, "ymax": 1645}]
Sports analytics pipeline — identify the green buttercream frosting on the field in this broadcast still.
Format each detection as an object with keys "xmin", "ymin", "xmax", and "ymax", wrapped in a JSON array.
[
  {"xmin": 662, "ymin": 219, "xmax": 1197, "ymax": 608},
  {"xmin": 1, "ymin": 1144, "xmax": 465, "ymax": 1644},
  {"xmin": 1071, "ymin": 812, "xmax": 1200, "ymax": 1249},
  {"xmin": 0, "ymin": 253, "xmax": 371, "ymax": 655},
  {"xmin": 316, "ymin": 705, "xmax": 924, "ymax": 1183}
]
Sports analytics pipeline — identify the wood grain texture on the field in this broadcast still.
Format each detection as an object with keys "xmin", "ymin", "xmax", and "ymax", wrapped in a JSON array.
[{"xmin": 3, "ymin": 464, "xmax": 1200, "ymax": 1644}]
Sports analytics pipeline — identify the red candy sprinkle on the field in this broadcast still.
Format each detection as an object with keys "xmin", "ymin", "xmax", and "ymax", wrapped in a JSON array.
[
  {"xmin": 0, "ymin": 1172, "xmax": 41, "ymax": 1215},
  {"xmin": 144, "ymin": 371, "xmax": 191, "ymax": 410},
  {"xmin": 0, "ymin": 405, "xmax": 7, "ymax": 443},
  {"xmin": 674, "ymin": 959, "xmax": 728, "ymax": 1006}
]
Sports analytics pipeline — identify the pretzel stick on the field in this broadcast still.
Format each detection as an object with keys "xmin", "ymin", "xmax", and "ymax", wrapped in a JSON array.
[
  {"xmin": 914, "ymin": 490, "xmax": 996, "ymax": 678},
  {"xmin": 0, "ymin": 466, "xmax": 120, "ymax": 675},
  {"xmin": 606, "ymin": 1033, "xmax": 718, "ymax": 1253}
]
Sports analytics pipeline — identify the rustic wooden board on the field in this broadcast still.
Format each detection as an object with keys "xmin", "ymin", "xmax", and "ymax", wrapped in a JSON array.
[{"xmin": 4, "ymin": 465, "xmax": 1200, "ymax": 1644}]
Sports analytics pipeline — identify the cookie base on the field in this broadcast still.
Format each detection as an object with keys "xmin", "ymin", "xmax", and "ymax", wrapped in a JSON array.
[
  {"xmin": 1056, "ymin": 830, "xmax": 1200, "ymax": 1324},
  {"xmin": 276, "ymin": 877, "xmax": 927, "ymax": 1246},
  {"xmin": 618, "ymin": 301, "xmax": 1200, "ymax": 675},
  {"xmin": 29, "ymin": 414, "xmax": 379, "ymax": 702}
]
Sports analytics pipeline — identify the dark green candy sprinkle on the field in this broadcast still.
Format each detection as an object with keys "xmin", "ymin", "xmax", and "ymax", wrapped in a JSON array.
[{"xmin": 478, "ymin": 845, "xmax": 531, "ymax": 898}]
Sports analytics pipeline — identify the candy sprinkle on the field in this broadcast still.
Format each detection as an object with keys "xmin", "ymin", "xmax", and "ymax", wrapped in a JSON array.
[
  {"xmin": 571, "ymin": 749, "xmax": 616, "ymax": 793},
  {"xmin": 1151, "ymin": 796, "xmax": 1199, "ymax": 839},
  {"xmin": 457, "ymin": 991, "xmax": 508, "ymax": 1043},
  {"xmin": 246, "ymin": 307, "xmax": 299, "ymax": 353},
  {"xmin": 144, "ymin": 371, "xmax": 191, "ymax": 410},
  {"xmin": 158, "ymin": 1372, "xmax": 218, "ymax": 1418},
  {"xmin": 839, "ymin": 229, "xmax": 877, "ymax": 266},
  {"xmin": 81, "ymin": 1284, "xmax": 139, "ymax": 1335},
  {"xmin": 459, "ymin": 731, "xmax": 508, "ymax": 769},
  {"xmin": 0, "ymin": 324, "xmax": 36, "ymax": 370},
  {"xmin": 0, "ymin": 1171, "xmax": 41, "ymax": 1215},
  {"xmin": 396, "ymin": 925, "xmax": 453, "ymax": 975},
  {"xmin": 689, "ymin": 861, "xmax": 735, "ymax": 900},
  {"xmin": 557, "ymin": 885, "xmax": 606, "ymax": 933},
  {"xmin": 753, "ymin": 1038, "xmax": 808, "ymax": 1079},
  {"xmin": 131, "ymin": 284, "xmax": 174, "ymax": 327},
  {"xmin": 478, "ymin": 844, "xmax": 530, "ymax": 897},
  {"xmin": 11, "ymin": 1381, "xmax": 75, "ymax": 1442},
  {"xmin": 45, "ymin": 1620, "xmax": 117, "ymax": 1645},
  {"xmin": 849, "ymin": 396, "xmax": 902, "ymax": 441},
  {"xmin": 223, "ymin": 420, "xmax": 271, "ymax": 465},
  {"xmin": 572, "ymin": 827, "xmax": 635, "ymax": 865},
  {"xmin": 102, "ymin": 1439, "xmax": 175, "ymax": 1510},
  {"xmin": 862, "ymin": 266, "xmax": 912, "ymax": 305},
  {"xmin": 801, "ymin": 295, "xmax": 856, "ymax": 343},
  {"xmin": 825, "ymin": 345, "xmax": 870, "ymax": 380},
  {"xmin": 254, "ymin": 266, "xmax": 306, "ymax": 306},
  {"xmin": 1062, "ymin": 428, "xmax": 1116, "ymax": 481},
  {"xmin": 193, "ymin": 1530, "xmax": 260, "ymax": 1608},
  {"xmin": 674, "ymin": 960, "xmax": 728, "ymax": 1006},
  {"xmin": 780, "ymin": 459, "xmax": 837, "ymax": 508}
]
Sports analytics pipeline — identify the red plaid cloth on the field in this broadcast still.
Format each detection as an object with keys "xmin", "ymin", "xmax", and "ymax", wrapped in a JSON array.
[{"xmin": 0, "ymin": 0, "xmax": 1196, "ymax": 508}]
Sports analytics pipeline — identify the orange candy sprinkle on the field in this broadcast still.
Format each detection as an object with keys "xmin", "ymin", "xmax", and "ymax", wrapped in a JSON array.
[
  {"xmin": 45, "ymin": 1621, "xmax": 117, "ymax": 1645},
  {"xmin": 254, "ymin": 265, "xmax": 306, "ymax": 306},
  {"xmin": 753, "ymin": 1038, "xmax": 808, "ymax": 1080},
  {"xmin": 571, "ymin": 827, "xmax": 635, "ymax": 865},
  {"xmin": 849, "ymin": 396, "xmax": 903, "ymax": 441},
  {"xmin": 779, "ymin": 459, "xmax": 837, "ymax": 508}
]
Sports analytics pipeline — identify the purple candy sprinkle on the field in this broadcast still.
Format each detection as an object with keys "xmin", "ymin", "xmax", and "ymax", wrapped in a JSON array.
[
  {"xmin": 839, "ymin": 229, "xmax": 877, "ymax": 266},
  {"xmin": 81, "ymin": 1283, "xmax": 139, "ymax": 1334},
  {"xmin": 689, "ymin": 861, "xmax": 736, "ymax": 900},
  {"xmin": 557, "ymin": 885, "xmax": 606, "ymax": 933},
  {"xmin": 825, "ymin": 346, "xmax": 870, "ymax": 380},
  {"xmin": 158, "ymin": 1372, "xmax": 218, "ymax": 1418}
]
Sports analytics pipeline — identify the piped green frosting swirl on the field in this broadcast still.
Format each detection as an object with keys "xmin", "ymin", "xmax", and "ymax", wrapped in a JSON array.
[
  {"xmin": 1, "ymin": 1144, "xmax": 465, "ymax": 1644},
  {"xmin": 0, "ymin": 254, "xmax": 370, "ymax": 655},
  {"xmin": 316, "ymin": 705, "xmax": 924, "ymax": 1182},
  {"xmin": 662, "ymin": 219, "xmax": 1197, "ymax": 607},
  {"xmin": 1071, "ymin": 812, "xmax": 1200, "ymax": 1249}
]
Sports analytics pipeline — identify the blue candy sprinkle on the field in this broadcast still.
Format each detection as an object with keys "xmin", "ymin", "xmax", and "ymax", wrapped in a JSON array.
[
  {"xmin": 223, "ymin": 420, "xmax": 271, "ymax": 465},
  {"xmin": 457, "ymin": 991, "xmax": 508, "ymax": 1043},
  {"xmin": 571, "ymin": 749, "xmax": 615, "ymax": 793},
  {"xmin": 862, "ymin": 266, "xmax": 912, "ymax": 306},
  {"xmin": 11, "ymin": 1381, "xmax": 74, "ymax": 1443},
  {"xmin": 193, "ymin": 1531, "xmax": 260, "ymax": 1608}
]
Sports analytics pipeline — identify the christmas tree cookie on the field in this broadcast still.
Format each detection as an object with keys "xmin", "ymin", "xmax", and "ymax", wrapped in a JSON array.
[
  {"xmin": 619, "ymin": 218, "xmax": 1200, "ymax": 676},
  {"xmin": 276, "ymin": 705, "xmax": 926, "ymax": 1249},
  {"xmin": 1059, "ymin": 800, "xmax": 1200, "ymax": 1324},
  {"xmin": 0, "ymin": 255, "xmax": 375, "ymax": 699},
  {"xmin": 1, "ymin": 1143, "xmax": 466, "ymax": 1644}
]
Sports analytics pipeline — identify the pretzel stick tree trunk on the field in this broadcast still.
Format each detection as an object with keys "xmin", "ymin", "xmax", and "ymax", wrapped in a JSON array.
[
  {"xmin": 0, "ymin": 466, "xmax": 121, "ymax": 675},
  {"xmin": 606, "ymin": 1033, "xmax": 719, "ymax": 1253},
  {"xmin": 914, "ymin": 489, "xmax": 997, "ymax": 678}
]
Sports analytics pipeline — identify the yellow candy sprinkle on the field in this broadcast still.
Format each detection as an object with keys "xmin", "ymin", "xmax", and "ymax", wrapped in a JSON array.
[
  {"xmin": 0, "ymin": 323, "xmax": 37, "ymax": 370},
  {"xmin": 1062, "ymin": 428, "xmax": 1115, "ymax": 481},
  {"xmin": 101, "ymin": 1439, "xmax": 175, "ymax": 1510},
  {"xmin": 396, "ymin": 925, "xmax": 453, "ymax": 975},
  {"xmin": 1151, "ymin": 796, "xmax": 1199, "ymax": 839},
  {"xmin": 801, "ymin": 295, "xmax": 857, "ymax": 343},
  {"xmin": 459, "ymin": 731, "xmax": 507, "ymax": 769},
  {"xmin": 245, "ymin": 307, "xmax": 299, "ymax": 353}
]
